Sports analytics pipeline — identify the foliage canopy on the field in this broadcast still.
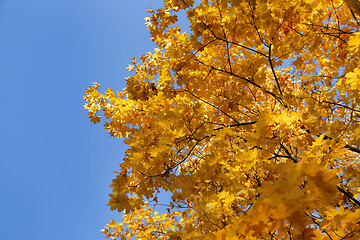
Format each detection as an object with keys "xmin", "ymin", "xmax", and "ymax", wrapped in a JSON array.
[{"xmin": 84, "ymin": 0, "xmax": 360, "ymax": 239}]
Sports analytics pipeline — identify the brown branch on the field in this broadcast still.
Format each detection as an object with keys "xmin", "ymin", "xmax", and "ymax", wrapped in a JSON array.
[
  {"xmin": 337, "ymin": 186, "xmax": 360, "ymax": 208},
  {"xmin": 268, "ymin": 43, "xmax": 284, "ymax": 98},
  {"xmin": 214, "ymin": 36, "xmax": 268, "ymax": 58},
  {"xmin": 345, "ymin": 145, "xmax": 360, "ymax": 154},
  {"xmin": 215, "ymin": 1, "xmax": 233, "ymax": 74},
  {"xmin": 185, "ymin": 87, "xmax": 241, "ymax": 125},
  {"xmin": 195, "ymin": 58, "xmax": 287, "ymax": 107},
  {"xmin": 299, "ymin": 119, "xmax": 360, "ymax": 155},
  {"xmin": 213, "ymin": 121, "xmax": 257, "ymax": 131}
]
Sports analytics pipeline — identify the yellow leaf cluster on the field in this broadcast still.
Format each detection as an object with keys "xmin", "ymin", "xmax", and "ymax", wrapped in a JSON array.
[{"xmin": 84, "ymin": 0, "xmax": 360, "ymax": 239}]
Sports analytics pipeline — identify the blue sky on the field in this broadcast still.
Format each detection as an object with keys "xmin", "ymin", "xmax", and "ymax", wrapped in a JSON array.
[{"xmin": 0, "ymin": 0, "xmax": 163, "ymax": 239}]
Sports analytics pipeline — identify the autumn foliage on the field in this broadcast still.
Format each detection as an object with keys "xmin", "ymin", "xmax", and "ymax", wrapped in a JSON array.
[{"xmin": 84, "ymin": 0, "xmax": 360, "ymax": 239}]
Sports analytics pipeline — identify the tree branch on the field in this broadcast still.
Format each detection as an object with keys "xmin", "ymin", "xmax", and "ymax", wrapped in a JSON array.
[{"xmin": 337, "ymin": 186, "xmax": 360, "ymax": 208}]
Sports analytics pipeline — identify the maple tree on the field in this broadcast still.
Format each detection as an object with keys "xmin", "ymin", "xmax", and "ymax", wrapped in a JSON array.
[{"xmin": 84, "ymin": 0, "xmax": 360, "ymax": 239}]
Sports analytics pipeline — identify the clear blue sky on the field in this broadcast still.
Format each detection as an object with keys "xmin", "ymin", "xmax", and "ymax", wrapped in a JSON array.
[{"xmin": 0, "ymin": 0, "xmax": 162, "ymax": 239}]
